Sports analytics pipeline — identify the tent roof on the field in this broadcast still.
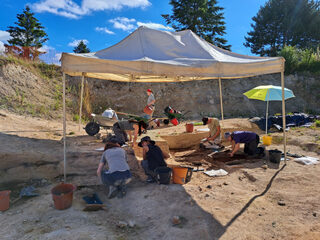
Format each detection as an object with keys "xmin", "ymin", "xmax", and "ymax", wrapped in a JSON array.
[{"xmin": 61, "ymin": 26, "xmax": 284, "ymax": 82}]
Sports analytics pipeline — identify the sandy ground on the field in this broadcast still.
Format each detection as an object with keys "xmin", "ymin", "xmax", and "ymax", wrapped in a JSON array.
[{"xmin": 0, "ymin": 109, "xmax": 320, "ymax": 240}]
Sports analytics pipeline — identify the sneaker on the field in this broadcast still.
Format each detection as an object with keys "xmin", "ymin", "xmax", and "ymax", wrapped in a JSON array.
[
  {"xmin": 108, "ymin": 185, "xmax": 118, "ymax": 199},
  {"xmin": 146, "ymin": 176, "xmax": 156, "ymax": 183}
]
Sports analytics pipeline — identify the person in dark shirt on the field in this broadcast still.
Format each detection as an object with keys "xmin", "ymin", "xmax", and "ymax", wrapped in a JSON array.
[
  {"xmin": 225, "ymin": 131, "xmax": 261, "ymax": 157},
  {"xmin": 138, "ymin": 136, "xmax": 169, "ymax": 183}
]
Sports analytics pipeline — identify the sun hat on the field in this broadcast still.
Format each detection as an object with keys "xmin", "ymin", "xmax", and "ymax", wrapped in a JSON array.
[
  {"xmin": 147, "ymin": 89, "xmax": 152, "ymax": 93},
  {"xmin": 138, "ymin": 136, "xmax": 155, "ymax": 147}
]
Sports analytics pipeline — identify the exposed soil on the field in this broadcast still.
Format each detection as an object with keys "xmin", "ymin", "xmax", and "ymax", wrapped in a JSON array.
[{"xmin": 0, "ymin": 109, "xmax": 320, "ymax": 240}]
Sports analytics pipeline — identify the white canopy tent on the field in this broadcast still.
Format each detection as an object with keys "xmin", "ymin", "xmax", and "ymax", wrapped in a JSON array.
[{"xmin": 61, "ymin": 26, "xmax": 287, "ymax": 182}]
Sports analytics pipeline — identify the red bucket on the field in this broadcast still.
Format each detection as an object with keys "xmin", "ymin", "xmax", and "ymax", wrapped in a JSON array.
[
  {"xmin": 0, "ymin": 190, "xmax": 11, "ymax": 211},
  {"xmin": 185, "ymin": 123, "xmax": 194, "ymax": 133},
  {"xmin": 170, "ymin": 118, "xmax": 179, "ymax": 126},
  {"xmin": 51, "ymin": 183, "xmax": 76, "ymax": 210}
]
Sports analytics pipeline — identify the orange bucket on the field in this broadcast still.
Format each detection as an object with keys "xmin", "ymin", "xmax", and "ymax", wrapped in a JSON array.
[
  {"xmin": 0, "ymin": 190, "xmax": 11, "ymax": 211},
  {"xmin": 172, "ymin": 167, "xmax": 193, "ymax": 184},
  {"xmin": 51, "ymin": 183, "xmax": 76, "ymax": 210},
  {"xmin": 185, "ymin": 123, "xmax": 194, "ymax": 133},
  {"xmin": 262, "ymin": 136, "xmax": 272, "ymax": 146},
  {"xmin": 143, "ymin": 105, "xmax": 153, "ymax": 115}
]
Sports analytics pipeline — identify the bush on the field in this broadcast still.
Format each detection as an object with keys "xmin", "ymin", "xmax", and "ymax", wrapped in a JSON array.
[
  {"xmin": 279, "ymin": 46, "xmax": 320, "ymax": 74},
  {"xmin": 315, "ymin": 120, "xmax": 320, "ymax": 128}
]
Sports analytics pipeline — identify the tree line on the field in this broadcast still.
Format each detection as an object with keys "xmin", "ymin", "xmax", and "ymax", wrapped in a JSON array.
[{"xmin": 4, "ymin": 0, "xmax": 320, "ymax": 73}]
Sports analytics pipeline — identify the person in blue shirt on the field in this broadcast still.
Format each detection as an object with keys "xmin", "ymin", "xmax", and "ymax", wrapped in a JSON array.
[{"xmin": 224, "ymin": 131, "xmax": 261, "ymax": 157}]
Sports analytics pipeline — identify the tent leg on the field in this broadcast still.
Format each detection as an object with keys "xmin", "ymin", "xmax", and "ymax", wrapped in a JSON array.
[
  {"xmin": 281, "ymin": 71, "xmax": 287, "ymax": 164},
  {"xmin": 218, "ymin": 77, "xmax": 224, "ymax": 120},
  {"xmin": 79, "ymin": 73, "xmax": 85, "ymax": 131},
  {"xmin": 63, "ymin": 72, "xmax": 67, "ymax": 182}
]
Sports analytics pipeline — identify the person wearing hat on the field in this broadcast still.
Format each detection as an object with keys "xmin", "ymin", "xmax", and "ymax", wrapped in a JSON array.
[
  {"xmin": 145, "ymin": 89, "xmax": 155, "ymax": 119},
  {"xmin": 97, "ymin": 136, "xmax": 132, "ymax": 198},
  {"xmin": 201, "ymin": 117, "xmax": 221, "ymax": 148},
  {"xmin": 139, "ymin": 136, "xmax": 169, "ymax": 183},
  {"xmin": 224, "ymin": 131, "xmax": 261, "ymax": 157}
]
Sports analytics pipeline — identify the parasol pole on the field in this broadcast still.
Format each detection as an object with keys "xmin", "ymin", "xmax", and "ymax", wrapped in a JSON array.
[{"xmin": 266, "ymin": 90, "xmax": 270, "ymax": 134}]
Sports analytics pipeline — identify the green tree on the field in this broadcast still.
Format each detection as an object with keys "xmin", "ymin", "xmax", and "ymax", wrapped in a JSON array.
[
  {"xmin": 162, "ymin": 0, "xmax": 231, "ymax": 50},
  {"xmin": 7, "ymin": 6, "xmax": 48, "ymax": 48},
  {"xmin": 244, "ymin": 0, "xmax": 320, "ymax": 56},
  {"xmin": 73, "ymin": 40, "xmax": 90, "ymax": 53}
]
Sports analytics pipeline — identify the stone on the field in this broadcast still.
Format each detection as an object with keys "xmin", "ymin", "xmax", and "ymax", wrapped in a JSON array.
[
  {"xmin": 117, "ymin": 221, "xmax": 128, "ymax": 228},
  {"xmin": 278, "ymin": 200, "xmax": 286, "ymax": 206},
  {"xmin": 128, "ymin": 220, "xmax": 135, "ymax": 228},
  {"xmin": 313, "ymin": 212, "xmax": 317, "ymax": 217},
  {"xmin": 172, "ymin": 216, "xmax": 181, "ymax": 225},
  {"xmin": 223, "ymin": 182, "xmax": 228, "ymax": 185},
  {"xmin": 206, "ymin": 185, "xmax": 212, "ymax": 189}
]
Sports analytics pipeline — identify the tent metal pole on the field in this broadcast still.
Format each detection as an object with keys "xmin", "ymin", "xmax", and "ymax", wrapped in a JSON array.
[
  {"xmin": 281, "ymin": 70, "xmax": 287, "ymax": 164},
  {"xmin": 79, "ymin": 73, "xmax": 85, "ymax": 131},
  {"xmin": 266, "ymin": 91, "xmax": 269, "ymax": 134},
  {"xmin": 63, "ymin": 72, "xmax": 67, "ymax": 182},
  {"xmin": 218, "ymin": 77, "xmax": 224, "ymax": 120}
]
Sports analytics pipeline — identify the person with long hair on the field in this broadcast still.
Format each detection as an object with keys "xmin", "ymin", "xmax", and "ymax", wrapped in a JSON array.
[
  {"xmin": 97, "ymin": 136, "xmax": 132, "ymax": 198},
  {"xmin": 112, "ymin": 120, "xmax": 148, "ymax": 147}
]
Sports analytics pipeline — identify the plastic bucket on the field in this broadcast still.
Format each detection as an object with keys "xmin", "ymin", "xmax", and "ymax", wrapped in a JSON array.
[
  {"xmin": 269, "ymin": 150, "xmax": 281, "ymax": 164},
  {"xmin": 170, "ymin": 118, "xmax": 179, "ymax": 126},
  {"xmin": 154, "ymin": 167, "xmax": 172, "ymax": 184},
  {"xmin": 185, "ymin": 123, "xmax": 194, "ymax": 133},
  {"xmin": 262, "ymin": 136, "xmax": 272, "ymax": 146},
  {"xmin": 0, "ymin": 190, "xmax": 11, "ymax": 211},
  {"xmin": 51, "ymin": 183, "xmax": 76, "ymax": 210},
  {"xmin": 172, "ymin": 167, "xmax": 193, "ymax": 184},
  {"xmin": 143, "ymin": 105, "xmax": 153, "ymax": 115}
]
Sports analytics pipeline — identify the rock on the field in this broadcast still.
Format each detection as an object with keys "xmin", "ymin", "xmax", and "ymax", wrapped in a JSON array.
[
  {"xmin": 258, "ymin": 213, "xmax": 262, "ymax": 216},
  {"xmin": 128, "ymin": 220, "xmax": 135, "ymax": 228},
  {"xmin": 231, "ymin": 192, "xmax": 234, "ymax": 195},
  {"xmin": 205, "ymin": 194, "xmax": 209, "ymax": 198},
  {"xmin": 206, "ymin": 185, "xmax": 212, "ymax": 189},
  {"xmin": 278, "ymin": 200, "xmax": 286, "ymax": 206},
  {"xmin": 198, "ymin": 186, "xmax": 202, "ymax": 192},
  {"xmin": 313, "ymin": 212, "xmax": 317, "ymax": 217},
  {"xmin": 223, "ymin": 182, "xmax": 228, "ymax": 185},
  {"xmin": 117, "ymin": 221, "xmax": 128, "ymax": 228},
  {"xmin": 272, "ymin": 222, "xmax": 276, "ymax": 228},
  {"xmin": 172, "ymin": 216, "xmax": 181, "ymax": 225}
]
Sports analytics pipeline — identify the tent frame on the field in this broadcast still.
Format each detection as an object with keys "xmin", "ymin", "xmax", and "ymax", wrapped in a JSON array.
[{"xmin": 61, "ymin": 68, "xmax": 287, "ymax": 183}]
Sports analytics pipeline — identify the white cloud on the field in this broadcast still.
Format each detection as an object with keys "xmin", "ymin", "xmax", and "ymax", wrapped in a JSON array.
[
  {"xmin": 31, "ymin": 0, "xmax": 151, "ymax": 19},
  {"xmin": 95, "ymin": 27, "xmax": 115, "ymax": 35},
  {"xmin": 0, "ymin": 30, "xmax": 10, "ymax": 41},
  {"xmin": 137, "ymin": 22, "xmax": 173, "ymax": 30},
  {"xmin": 39, "ymin": 45, "xmax": 61, "ymax": 65},
  {"xmin": 68, "ymin": 39, "xmax": 89, "ymax": 47},
  {"xmin": 0, "ymin": 41, "xmax": 5, "ymax": 55},
  {"xmin": 109, "ymin": 17, "xmax": 136, "ymax": 31}
]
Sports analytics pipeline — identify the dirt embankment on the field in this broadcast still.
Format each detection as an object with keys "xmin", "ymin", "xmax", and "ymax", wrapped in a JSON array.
[{"xmin": 0, "ymin": 58, "xmax": 68, "ymax": 119}]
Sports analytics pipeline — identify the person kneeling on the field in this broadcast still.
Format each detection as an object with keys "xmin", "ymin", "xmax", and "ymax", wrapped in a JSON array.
[
  {"xmin": 225, "ymin": 131, "xmax": 263, "ymax": 158},
  {"xmin": 97, "ymin": 136, "xmax": 132, "ymax": 198},
  {"xmin": 139, "ymin": 136, "xmax": 170, "ymax": 183}
]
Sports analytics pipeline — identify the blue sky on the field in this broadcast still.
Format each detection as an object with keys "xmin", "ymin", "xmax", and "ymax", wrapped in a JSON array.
[{"xmin": 0, "ymin": 0, "xmax": 268, "ymax": 64}]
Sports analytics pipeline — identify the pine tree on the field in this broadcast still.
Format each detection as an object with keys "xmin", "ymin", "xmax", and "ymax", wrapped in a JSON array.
[
  {"xmin": 73, "ymin": 41, "xmax": 90, "ymax": 53},
  {"xmin": 244, "ymin": 0, "xmax": 320, "ymax": 56},
  {"xmin": 7, "ymin": 6, "xmax": 48, "ymax": 48},
  {"xmin": 162, "ymin": 0, "xmax": 231, "ymax": 50}
]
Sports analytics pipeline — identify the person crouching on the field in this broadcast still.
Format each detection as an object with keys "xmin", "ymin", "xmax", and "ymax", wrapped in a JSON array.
[
  {"xmin": 139, "ymin": 136, "xmax": 169, "ymax": 183},
  {"xmin": 224, "ymin": 131, "xmax": 263, "ymax": 157},
  {"xmin": 97, "ymin": 136, "xmax": 132, "ymax": 198}
]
